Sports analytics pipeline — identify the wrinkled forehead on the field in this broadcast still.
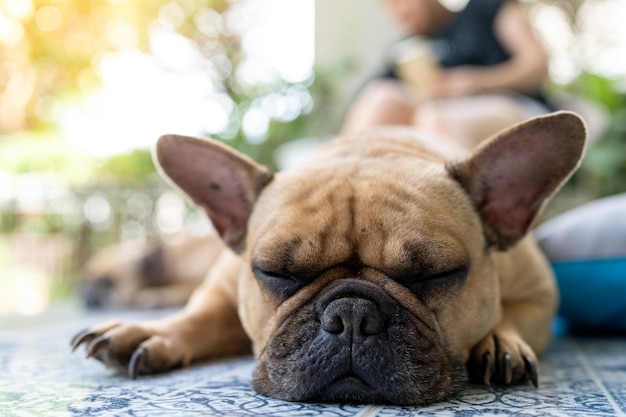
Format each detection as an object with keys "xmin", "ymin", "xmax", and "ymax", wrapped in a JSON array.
[
  {"xmin": 247, "ymin": 162, "xmax": 480, "ymax": 273},
  {"xmin": 251, "ymin": 159, "xmax": 472, "ymax": 225}
]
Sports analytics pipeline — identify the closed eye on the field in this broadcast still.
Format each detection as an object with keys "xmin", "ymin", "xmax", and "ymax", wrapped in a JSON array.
[
  {"xmin": 406, "ymin": 265, "xmax": 469, "ymax": 298},
  {"xmin": 419, "ymin": 266, "xmax": 468, "ymax": 283},
  {"xmin": 252, "ymin": 264, "xmax": 302, "ymax": 299},
  {"xmin": 252, "ymin": 265, "xmax": 296, "ymax": 283}
]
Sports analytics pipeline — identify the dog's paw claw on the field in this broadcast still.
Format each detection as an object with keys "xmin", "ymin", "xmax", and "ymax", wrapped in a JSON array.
[
  {"xmin": 86, "ymin": 336, "xmax": 110, "ymax": 359},
  {"xmin": 70, "ymin": 321, "xmax": 187, "ymax": 378},
  {"xmin": 71, "ymin": 329, "xmax": 95, "ymax": 352},
  {"xmin": 481, "ymin": 351, "xmax": 493, "ymax": 386},
  {"xmin": 523, "ymin": 354, "xmax": 538, "ymax": 387},
  {"xmin": 469, "ymin": 331, "xmax": 539, "ymax": 388},
  {"xmin": 502, "ymin": 352, "xmax": 513, "ymax": 385},
  {"xmin": 129, "ymin": 347, "xmax": 147, "ymax": 380}
]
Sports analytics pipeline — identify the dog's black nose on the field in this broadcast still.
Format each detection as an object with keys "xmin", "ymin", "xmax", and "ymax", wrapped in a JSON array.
[
  {"xmin": 80, "ymin": 275, "xmax": 114, "ymax": 309},
  {"xmin": 320, "ymin": 298, "xmax": 384, "ymax": 342}
]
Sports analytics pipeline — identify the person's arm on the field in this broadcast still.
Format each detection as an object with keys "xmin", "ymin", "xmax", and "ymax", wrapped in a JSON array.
[{"xmin": 432, "ymin": 1, "xmax": 548, "ymax": 98}]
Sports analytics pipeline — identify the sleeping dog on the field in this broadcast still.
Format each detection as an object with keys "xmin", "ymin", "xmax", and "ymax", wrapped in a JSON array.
[
  {"xmin": 79, "ymin": 236, "xmax": 221, "ymax": 309},
  {"xmin": 73, "ymin": 112, "xmax": 586, "ymax": 405}
]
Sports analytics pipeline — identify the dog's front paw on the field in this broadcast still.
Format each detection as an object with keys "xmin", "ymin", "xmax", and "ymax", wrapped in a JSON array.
[
  {"xmin": 71, "ymin": 320, "xmax": 191, "ymax": 378},
  {"xmin": 467, "ymin": 330, "xmax": 538, "ymax": 388}
]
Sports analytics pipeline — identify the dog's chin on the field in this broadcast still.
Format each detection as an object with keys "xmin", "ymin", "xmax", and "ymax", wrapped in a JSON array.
[{"xmin": 253, "ymin": 361, "xmax": 465, "ymax": 406}]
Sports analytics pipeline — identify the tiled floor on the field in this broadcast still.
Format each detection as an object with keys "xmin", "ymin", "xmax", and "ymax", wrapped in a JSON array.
[{"xmin": 1, "ymin": 307, "xmax": 626, "ymax": 417}]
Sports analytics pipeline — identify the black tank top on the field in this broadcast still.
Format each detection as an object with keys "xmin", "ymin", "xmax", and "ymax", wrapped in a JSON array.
[
  {"xmin": 432, "ymin": 0, "xmax": 510, "ymax": 68},
  {"xmin": 381, "ymin": 0, "xmax": 549, "ymax": 105}
]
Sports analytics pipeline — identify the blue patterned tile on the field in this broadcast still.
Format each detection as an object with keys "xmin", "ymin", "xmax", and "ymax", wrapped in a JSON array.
[
  {"xmin": 1, "ymin": 310, "xmax": 625, "ymax": 416},
  {"xmin": 371, "ymin": 380, "xmax": 619, "ymax": 416},
  {"xmin": 604, "ymin": 383, "xmax": 626, "ymax": 413}
]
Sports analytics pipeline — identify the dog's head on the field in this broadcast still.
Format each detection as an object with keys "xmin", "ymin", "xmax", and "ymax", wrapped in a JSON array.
[
  {"xmin": 80, "ymin": 244, "xmax": 168, "ymax": 309},
  {"xmin": 154, "ymin": 112, "xmax": 586, "ymax": 405},
  {"xmin": 80, "ymin": 236, "xmax": 219, "ymax": 309}
]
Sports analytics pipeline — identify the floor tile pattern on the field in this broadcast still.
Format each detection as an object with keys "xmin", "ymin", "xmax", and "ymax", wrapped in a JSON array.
[{"xmin": 1, "ymin": 310, "xmax": 625, "ymax": 416}]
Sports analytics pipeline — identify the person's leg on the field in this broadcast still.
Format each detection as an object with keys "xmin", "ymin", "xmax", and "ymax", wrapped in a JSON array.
[
  {"xmin": 413, "ymin": 94, "xmax": 545, "ymax": 151},
  {"xmin": 341, "ymin": 79, "xmax": 417, "ymax": 134}
]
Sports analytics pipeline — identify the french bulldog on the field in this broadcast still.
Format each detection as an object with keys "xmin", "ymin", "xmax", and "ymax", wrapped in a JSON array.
[
  {"xmin": 72, "ymin": 111, "xmax": 586, "ymax": 405},
  {"xmin": 80, "ymin": 236, "xmax": 220, "ymax": 309}
]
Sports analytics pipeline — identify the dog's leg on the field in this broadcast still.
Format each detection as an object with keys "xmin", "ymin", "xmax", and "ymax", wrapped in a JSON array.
[
  {"xmin": 71, "ymin": 248, "xmax": 251, "ymax": 377},
  {"xmin": 468, "ymin": 239, "xmax": 556, "ymax": 387}
]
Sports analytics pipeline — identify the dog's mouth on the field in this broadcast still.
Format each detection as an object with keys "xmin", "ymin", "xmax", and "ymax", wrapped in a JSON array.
[{"xmin": 315, "ymin": 374, "xmax": 381, "ymax": 403}]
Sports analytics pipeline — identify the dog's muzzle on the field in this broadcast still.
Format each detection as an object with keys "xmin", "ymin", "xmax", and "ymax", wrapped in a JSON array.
[{"xmin": 252, "ymin": 278, "xmax": 465, "ymax": 405}]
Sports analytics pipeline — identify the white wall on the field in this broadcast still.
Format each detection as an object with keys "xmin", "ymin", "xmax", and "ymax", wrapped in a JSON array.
[{"xmin": 314, "ymin": 0, "xmax": 401, "ymax": 128}]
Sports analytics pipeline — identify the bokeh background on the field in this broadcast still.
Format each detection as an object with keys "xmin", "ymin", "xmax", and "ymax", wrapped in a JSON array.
[{"xmin": 1, "ymin": 0, "xmax": 625, "ymax": 318}]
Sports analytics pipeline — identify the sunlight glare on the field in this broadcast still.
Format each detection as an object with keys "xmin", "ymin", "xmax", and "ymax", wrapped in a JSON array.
[
  {"xmin": 59, "ymin": 0, "xmax": 315, "ymax": 157},
  {"xmin": 0, "ymin": 14, "xmax": 24, "ymax": 45},
  {"xmin": 242, "ymin": 106, "xmax": 270, "ymax": 144},
  {"xmin": 35, "ymin": 6, "xmax": 62, "ymax": 32},
  {"xmin": 5, "ymin": 0, "xmax": 34, "ymax": 20},
  {"xmin": 578, "ymin": 0, "xmax": 626, "ymax": 79},
  {"xmin": 239, "ymin": 0, "xmax": 314, "ymax": 83},
  {"xmin": 0, "ymin": 268, "xmax": 50, "ymax": 317},
  {"xmin": 156, "ymin": 191, "xmax": 186, "ymax": 235}
]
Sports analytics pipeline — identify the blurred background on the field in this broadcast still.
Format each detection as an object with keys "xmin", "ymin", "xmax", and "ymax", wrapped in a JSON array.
[{"xmin": 0, "ymin": 0, "xmax": 625, "ymax": 319}]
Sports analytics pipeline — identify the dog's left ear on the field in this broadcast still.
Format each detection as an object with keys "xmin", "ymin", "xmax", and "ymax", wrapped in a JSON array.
[
  {"xmin": 155, "ymin": 134, "xmax": 274, "ymax": 251},
  {"xmin": 448, "ymin": 111, "xmax": 587, "ymax": 250}
]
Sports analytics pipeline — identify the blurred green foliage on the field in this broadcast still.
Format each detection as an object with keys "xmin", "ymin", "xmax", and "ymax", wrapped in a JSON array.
[
  {"xmin": 558, "ymin": 73, "xmax": 626, "ymax": 200},
  {"xmin": 0, "ymin": 132, "xmax": 90, "ymax": 180},
  {"xmin": 0, "ymin": 132, "xmax": 156, "ymax": 186},
  {"xmin": 96, "ymin": 149, "xmax": 159, "ymax": 185}
]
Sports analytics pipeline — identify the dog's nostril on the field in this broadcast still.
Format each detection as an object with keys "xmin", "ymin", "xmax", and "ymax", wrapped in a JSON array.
[
  {"xmin": 321, "ymin": 298, "xmax": 385, "ymax": 339},
  {"xmin": 321, "ymin": 311, "xmax": 344, "ymax": 334},
  {"xmin": 360, "ymin": 313, "xmax": 384, "ymax": 336}
]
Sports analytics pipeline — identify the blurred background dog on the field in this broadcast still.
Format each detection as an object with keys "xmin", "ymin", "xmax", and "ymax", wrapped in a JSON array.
[{"xmin": 80, "ymin": 234, "xmax": 224, "ymax": 309}]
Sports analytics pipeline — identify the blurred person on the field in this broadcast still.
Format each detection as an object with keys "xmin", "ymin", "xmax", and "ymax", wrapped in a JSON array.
[{"xmin": 342, "ymin": 0, "xmax": 550, "ymax": 149}]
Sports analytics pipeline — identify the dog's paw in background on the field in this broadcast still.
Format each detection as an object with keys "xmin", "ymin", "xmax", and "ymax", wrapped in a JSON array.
[
  {"xmin": 72, "ymin": 252, "xmax": 252, "ymax": 380},
  {"xmin": 79, "ymin": 235, "xmax": 223, "ymax": 309}
]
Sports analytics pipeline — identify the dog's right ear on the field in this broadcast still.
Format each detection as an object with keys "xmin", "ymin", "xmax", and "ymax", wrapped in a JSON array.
[{"xmin": 154, "ymin": 135, "xmax": 274, "ymax": 252}]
